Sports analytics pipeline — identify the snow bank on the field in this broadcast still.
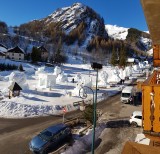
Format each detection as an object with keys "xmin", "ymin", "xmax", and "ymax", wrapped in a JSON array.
[
  {"xmin": 0, "ymin": 100, "xmax": 79, "ymax": 118},
  {"xmin": 64, "ymin": 123, "xmax": 105, "ymax": 154}
]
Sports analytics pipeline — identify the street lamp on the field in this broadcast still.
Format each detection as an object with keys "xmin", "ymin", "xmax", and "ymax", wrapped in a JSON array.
[
  {"xmin": 91, "ymin": 62, "xmax": 102, "ymax": 154},
  {"xmin": 79, "ymin": 62, "xmax": 102, "ymax": 154}
]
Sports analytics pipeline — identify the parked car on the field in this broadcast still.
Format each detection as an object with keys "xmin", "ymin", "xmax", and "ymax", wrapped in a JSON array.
[
  {"xmin": 121, "ymin": 86, "xmax": 134, "ymax": 103},
  {"xmin": 129, "ymin": 111, "xmax": 142, "ymax": 127},
  {"xmin": 29, "ymin": 123, "xmax": 72, "ymax": 154}
]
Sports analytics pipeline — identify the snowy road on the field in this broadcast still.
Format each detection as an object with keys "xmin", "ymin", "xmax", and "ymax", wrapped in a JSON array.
[
  {"xmin": 0, "ymin": 110, "xmax": 83, "ymax": 154},
  {"xmin": 0, "ymin": 93, "xmax": 121, "ymax": 154}
]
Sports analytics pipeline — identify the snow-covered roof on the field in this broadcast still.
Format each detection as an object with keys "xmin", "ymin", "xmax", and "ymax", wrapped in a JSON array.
[
  {"xmin": 0, "ymin": 43, "xmax": 7, "ymax": 49},
  {"xmin": 8, "ymin": 82, "xmax": 22, "ymax": 91},
  {"xmin": 38, "ymin": 46, "xmax": 48, "ymax": 52},
  {"xmin": 127, "ymin": 58, "xmax": 135, "ymax": 63},
  {"xmin": 0, "ymin": 44, "xmax": 7, "ymax": 53},
  {"xmin": 7, "ymin": 46, "xmax": 25, "ymax": 54},
  {"xmin": 0, "ymin": 52, "xmax": 5, "ymax": 56}
]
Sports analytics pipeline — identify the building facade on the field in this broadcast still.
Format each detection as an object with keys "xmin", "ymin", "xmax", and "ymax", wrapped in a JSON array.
[
  {"xmin": 38, "ymin": 46, "xmax": 49, "ymax": 62},
  {"xmin": 6, "ymin": 46, "xmax": 25, "ymax": 61}
]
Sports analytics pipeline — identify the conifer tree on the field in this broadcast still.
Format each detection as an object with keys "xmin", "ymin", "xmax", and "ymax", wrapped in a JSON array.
[
  {"xmin": 119, "ymin": 45, "xmax": 127, "ymax": 67},
  {"xmin": 53, "ymin": 38, "xmax": 67, "ymax": 64},
  {"xmin": 31, "ymin": 47, "xmax": 41, "ymax": 63},
  {"xmin": 110, "ymin": 45, "xmax": 117, "ymax": 66},
  {"xmin": 83, "ymin": 105, "xmax": 94, "ymax": 124},
  {"xmin": 18, "ymin": 64, "xmax": 24, "ymax": 71}
]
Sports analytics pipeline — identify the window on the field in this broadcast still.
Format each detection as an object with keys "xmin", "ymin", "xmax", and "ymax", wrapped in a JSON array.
[
  {"xmin": 12, "ymin": 53, "xmax": 14, "ymax": 56},
  {"xmin": 135, "ymin": 116, "xmax": 142, "ymax": 119},
  {"xmin": 19, "ymin": 54, "xmax": 21, "ymax": 56},
  {"xmin": 122, "ymin": 93, "xmax": 130, "ymax": 98},
  {"xmin": 19, "ymin": 58, "xmax": 21, "ymax": 60}
]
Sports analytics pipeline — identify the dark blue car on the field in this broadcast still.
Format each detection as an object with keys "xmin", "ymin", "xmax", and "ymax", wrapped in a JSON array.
[{"xmin": 29, "ymin": 123, "xmax": 72, "ymax": 154}]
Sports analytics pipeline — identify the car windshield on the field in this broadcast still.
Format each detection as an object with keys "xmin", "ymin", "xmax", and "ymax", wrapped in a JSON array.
[
  {"xmin": 39, "ymin": 130, "xmax": 52, "ymax": 141},
  {"xmin": 122, "ymin": 93, "xmax": 130, "ymax": 98}
]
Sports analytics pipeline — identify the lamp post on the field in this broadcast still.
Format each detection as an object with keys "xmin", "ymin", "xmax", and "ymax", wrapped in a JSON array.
[
  {"xmin": 79, "ymin": 62, "xmax": 102, "ymax": 154},
  {"xmin": 91, "ymin": 62, "xmax": 102, "ymax": 154}
]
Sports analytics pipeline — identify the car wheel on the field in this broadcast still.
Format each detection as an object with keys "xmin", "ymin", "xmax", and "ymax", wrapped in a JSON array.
[{"xmin": 131, "ymin": 122, "xmax": 138, "ymax": 127}]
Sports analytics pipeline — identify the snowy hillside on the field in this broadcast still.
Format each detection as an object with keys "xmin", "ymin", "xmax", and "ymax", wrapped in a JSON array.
[
  {"xmin": 106, "ymin": 24, "xmax": 152, "ymax": 51},
  {"xmin": 140, "ymin": 37, "xmax": 152, "ymax": 50},
  {"xmin": 105, "ymin": 24, "xmax": 129, "ymax": 40}
]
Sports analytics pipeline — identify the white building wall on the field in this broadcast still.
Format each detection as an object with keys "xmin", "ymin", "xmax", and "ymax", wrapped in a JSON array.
[
  {"xmin": 7, "ymin": 52, "xmax": 24, "ymax": 60},
  {"xmin": 0, "ymin": 55, "xmax": 5, "ymax": 59}
]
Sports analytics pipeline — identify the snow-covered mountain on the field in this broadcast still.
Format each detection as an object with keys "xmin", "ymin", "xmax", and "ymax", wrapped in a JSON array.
[
  {"xmin": 15, "ymin": 2, "xmax": 107, "ymax": 48},
  {"xmin": 105, "ymin": 24, "xmax": 129, "ymax": 40},
  {"xmin": 0, "ymin": 2, "xmax": 152, "ymax": 55},
  {"xmin": 43, "ymin": 3, "xmax": 106, "ymax": 35},
  {"xmin": 105, "ymin": 24, "xmax": 152, "ymax": 51}
]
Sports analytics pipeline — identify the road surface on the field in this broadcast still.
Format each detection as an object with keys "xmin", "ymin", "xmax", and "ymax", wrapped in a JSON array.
[{"xmin": 0, "ymin": 94, "xmax": 124, "ymax": 154}]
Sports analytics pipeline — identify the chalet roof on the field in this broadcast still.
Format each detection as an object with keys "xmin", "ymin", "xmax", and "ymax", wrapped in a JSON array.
[
  {"xmin": 141, "ymin": 0, "xmax": 160, "ymax": 45},
  {"xmin": 0, "ymin": 43, "xmax": 7, "ymax": 49},
  {"xmin": 0, "ymin": 43, "xmax": 7, "ymax": 53},
  {"xmin": 0, "ymin": 52, "xmax": 5, "ymax": 56},
  {"xmin": 8, "ymin": 82, "xmax": 22, "ymax": 91},
  {"xmin": 38, "ymin": 46, "xmax": 48, "ymax": 52},
  {"xmin": 7, "ymin": 46, "xmax": 25, "ymax": 54}
]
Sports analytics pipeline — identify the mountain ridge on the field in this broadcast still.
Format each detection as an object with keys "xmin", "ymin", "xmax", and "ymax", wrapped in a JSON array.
[{"xmin": 0, "ymin": 2, "xmax": 152, "ymax": 56}]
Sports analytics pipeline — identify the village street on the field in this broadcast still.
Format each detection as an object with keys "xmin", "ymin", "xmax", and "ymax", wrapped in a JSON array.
[{"xmin": 0, "ymin": 91, "xmax": 142, "ymax": 154}]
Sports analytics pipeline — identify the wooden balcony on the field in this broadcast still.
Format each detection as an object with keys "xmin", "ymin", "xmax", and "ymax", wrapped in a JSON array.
[{"xmin": 142, "ymin": 70, "xmax": 160, "ymax": 134}]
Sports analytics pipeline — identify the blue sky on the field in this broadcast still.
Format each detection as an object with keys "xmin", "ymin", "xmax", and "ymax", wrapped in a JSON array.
[{"xmin": 0, "ymin": 0, "xmax": 148, "ymax": 31}]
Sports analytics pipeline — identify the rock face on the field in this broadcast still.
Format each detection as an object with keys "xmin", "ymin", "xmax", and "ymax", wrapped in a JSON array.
[{"xmin": 43, "ymin": 3, "xmax": 107, "ymax": 36}]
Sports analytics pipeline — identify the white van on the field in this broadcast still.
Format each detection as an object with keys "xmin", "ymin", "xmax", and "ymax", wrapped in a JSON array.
[{"xmin": 121, "ymin": 86, "xmax": 134, "ymax": 103}]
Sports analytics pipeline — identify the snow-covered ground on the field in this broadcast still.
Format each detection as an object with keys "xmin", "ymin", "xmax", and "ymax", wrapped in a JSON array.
[{"xmin": 0, "ymin": 57, "xmax": 148, "ymax": 118}]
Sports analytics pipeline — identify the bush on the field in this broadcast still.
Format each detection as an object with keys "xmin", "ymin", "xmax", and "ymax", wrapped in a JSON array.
[
  {"xmin": 83, "ymin": 105, "xmax": 94, "ymax": 124},
  {"xmin": 0, "ymin": 63, "xmax": 18, "ymax": 71},
  {"xmin": 18, "ymin": 64, "xmax": 24, "ymax": 71}
]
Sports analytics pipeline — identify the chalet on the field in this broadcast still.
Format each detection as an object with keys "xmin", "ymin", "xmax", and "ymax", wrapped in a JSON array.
[
  {"xmin": 38, "ymin": 46, "xmax": 49, "ymax": 62},
  {"xmin": 0, "ymin": 52, "xmax": 6, "ymax": 59},
  {"xmin": 6, "ymin": 46, "xmax": 25, "ymax": 61},
  {"xmin": 0, "ymin": 44, "xmax": 7, "ymax": 59}
]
